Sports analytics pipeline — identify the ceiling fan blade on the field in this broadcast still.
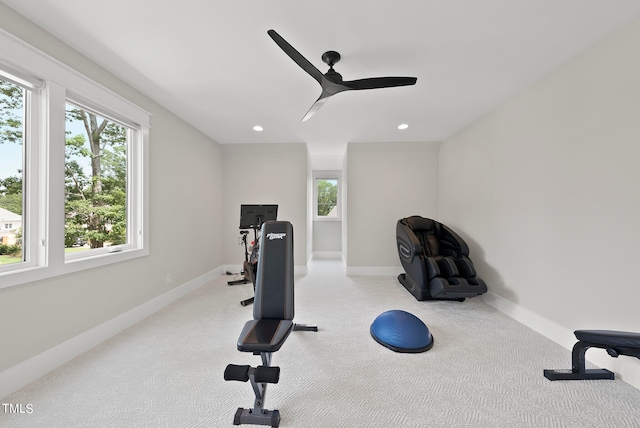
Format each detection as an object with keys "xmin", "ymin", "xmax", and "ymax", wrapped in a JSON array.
[
  {"xmin": 302, "ymin": 95, "xmax": 329, "ymax": 122},
  {"xmin": 343, "ymin": 76, "xmax": 417, "ymax": 90},
  {"xmin": 268, "ymin": 29, "xmax": 323, "ymax": 84}
]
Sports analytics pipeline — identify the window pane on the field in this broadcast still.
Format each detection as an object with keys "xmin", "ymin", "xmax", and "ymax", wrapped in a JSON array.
[
  {"xmin": 317, "ymin": 178, "xmax": 338, "ymax": 217},
  {"xmin": 0, "ymin": 78, "xmax": 25, "ymax": 265},
  {"xmin": 65, "ymin": 102, "xmax": 128, "ymax": 254}
]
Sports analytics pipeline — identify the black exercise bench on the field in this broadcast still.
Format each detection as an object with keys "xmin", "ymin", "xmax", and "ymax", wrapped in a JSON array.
[
  {"xmin": 224, "ymin": 220, "xmax": 316, "ymax": 427},
  {"xmin": 544, "ymin": 330, "xmax": 640, "ymax": 381}
]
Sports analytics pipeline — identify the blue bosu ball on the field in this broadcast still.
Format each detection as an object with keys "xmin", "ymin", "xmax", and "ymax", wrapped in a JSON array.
[{"xmin": 370, "ymin": 310, "xmax": 434, "ymax": 353}]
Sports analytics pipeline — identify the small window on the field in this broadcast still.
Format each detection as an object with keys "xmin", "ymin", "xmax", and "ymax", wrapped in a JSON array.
[{"xmin": 314, "ymin": 172, "xmax": 341, "ymax": 221}]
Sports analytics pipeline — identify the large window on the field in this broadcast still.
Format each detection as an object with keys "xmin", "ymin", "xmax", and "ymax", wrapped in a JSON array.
[
  {"xmin": 65, "ymin": 101, "xmax": 129, "ymax": 258},
  {"xmin": 0, "ymin": 30, "xmax": 149, "ymax": 289}
]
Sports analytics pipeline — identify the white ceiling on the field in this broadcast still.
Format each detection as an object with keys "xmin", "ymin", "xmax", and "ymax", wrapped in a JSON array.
[{"xmin": 4, "ymin": 0, "xmax": 640, "ymax": 168}]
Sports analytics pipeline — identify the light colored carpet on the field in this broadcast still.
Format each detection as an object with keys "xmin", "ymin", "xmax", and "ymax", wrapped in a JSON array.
[{"xmin": 2, "ymin": 257, "xmax": 640, "ymax": 427}]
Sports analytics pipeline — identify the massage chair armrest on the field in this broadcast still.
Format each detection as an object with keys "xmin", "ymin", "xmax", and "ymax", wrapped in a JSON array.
[
  {"xmin": 396, "ymin": 220, "xmax": 423, "ymax": 263},
  {"xmin": 439, "ymin": 224, "xmax": 470, "ymax": 257}
]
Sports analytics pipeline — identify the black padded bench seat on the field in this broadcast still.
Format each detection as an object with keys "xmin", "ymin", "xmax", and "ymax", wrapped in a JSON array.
[
  {"xmin": 544, "ymin": 329, "xmax": 640, "ymax": 381},
  {"xmin": 237, "ymin": 319, "xmax": 293, "ymax": 353},
  {"xmin": 574, "ymin": 330, "xmax": 640, "ymax": 352}
]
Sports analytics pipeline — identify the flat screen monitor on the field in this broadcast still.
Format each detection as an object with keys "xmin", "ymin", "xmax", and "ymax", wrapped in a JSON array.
[{"xmin": 239, "ymin": 204, "xmax": 278, "ymax": 229}]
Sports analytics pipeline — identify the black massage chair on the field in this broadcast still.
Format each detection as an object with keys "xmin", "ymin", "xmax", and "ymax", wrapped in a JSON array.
[{"xmin": 396, "ymin": 216, "xmax": 487, "ymax": 301}]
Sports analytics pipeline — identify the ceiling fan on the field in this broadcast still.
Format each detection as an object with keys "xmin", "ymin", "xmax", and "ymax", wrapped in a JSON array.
[{"xmin": 267, "ymin": 29, "xmax": 417, "ymax": 122}]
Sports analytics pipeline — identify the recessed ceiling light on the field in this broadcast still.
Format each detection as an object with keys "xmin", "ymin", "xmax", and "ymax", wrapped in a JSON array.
[
  {"xmin": 397, "ymin": 123, "xmax": 409, "ymax": 130},
  {"xmin": 253, "ymin": 125, "xmax": 264, "ymax": 132}
]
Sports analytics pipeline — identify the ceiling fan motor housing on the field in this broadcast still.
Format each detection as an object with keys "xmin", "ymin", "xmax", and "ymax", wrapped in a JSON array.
[{"xmin": 321, "ymin": 50, "xmax": 341, "ymax": 66}]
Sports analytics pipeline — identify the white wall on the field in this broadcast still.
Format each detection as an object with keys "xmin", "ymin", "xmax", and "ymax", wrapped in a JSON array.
[
  {"xmin": 346, "ymin": 141, "xmax": 440, "ymax": 273},
  {"xmin": 221, "ymin": 143, "xmax": 308, "ymax": 271},
  {"xmin": 439, "ymin": 18, "xmax": 640, "ymax": 383},
  {"xmin": 0, "ymin": 5, "xmax": 224, "ymax": 374},
  {"xmin": 313, "ymin": 222, "xmax": 341, "ymax": 252}
]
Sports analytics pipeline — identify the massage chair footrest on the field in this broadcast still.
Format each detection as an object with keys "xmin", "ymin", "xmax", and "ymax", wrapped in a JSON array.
[
  {"xmin": 234, "ymin": 407, "xmax": 280, "ymax": 427},
  {"xmin": 224, "ymin": 364, "xmax": 280, "ymax": 384},
  {"xmin": 398, "ymin": 273, "xmax": 467, "ymax": 301}
]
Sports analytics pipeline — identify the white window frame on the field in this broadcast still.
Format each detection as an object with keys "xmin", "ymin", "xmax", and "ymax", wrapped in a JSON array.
[
  {"xmin": 0, "ymin": 28, "xmax": 150, "ymax": 289},
  {"xmin": 313, "ymin": 171, "xmax": 341, "ymax": 221},
  {"xmin": 63, "ymin": 96, "xmax": 142, "ymax": 263}
]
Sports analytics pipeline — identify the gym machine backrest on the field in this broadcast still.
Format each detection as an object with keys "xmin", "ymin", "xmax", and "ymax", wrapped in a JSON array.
[{"xmin": 224, "ymin": 220, "xmax": 294, "ymax": 427}]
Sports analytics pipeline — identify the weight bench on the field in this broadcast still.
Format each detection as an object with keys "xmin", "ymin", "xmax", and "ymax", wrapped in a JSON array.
[
  {"xmin": 544, "ymin": 330, "xmax": 640, "ymax": 381},
  {"xmin": 224, "ymin": 221, "xmax": 310, "ymax": 427}
]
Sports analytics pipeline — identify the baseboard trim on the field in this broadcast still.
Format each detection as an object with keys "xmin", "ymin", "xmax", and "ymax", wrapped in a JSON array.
[
  {"xmin": 0, "ymin": 266, "xmax": 223, "ymax": 400},
  {"xmin": 312, "ymin": 251, "xmax": 343, "ymax": 259},
  {"xmin": 482, "ymin": 291, "xmax": 640, "ymax": 390},
  {"xmin": 482, "ymin": 292, "xmax": 575, "ymax": 349}
]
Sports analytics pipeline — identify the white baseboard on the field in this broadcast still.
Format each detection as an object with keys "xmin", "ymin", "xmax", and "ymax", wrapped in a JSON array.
[
  {"xmin": 311, "ymin": 251, "xmax": 343, "ymax": 259},
  {"xmin": 482, "ymin": 291, "xmax": 640, "ymax": 390},
  {"xmin": 0, "ymin": 266, "xmax": 223, "ymax": 400},
  {"xmin": 223, "ymin": 264, "xmax": 244, "ymax": 275},
  {"xmin": 482, "ymin": 292, "xmax": 576, "ymax": 349}
]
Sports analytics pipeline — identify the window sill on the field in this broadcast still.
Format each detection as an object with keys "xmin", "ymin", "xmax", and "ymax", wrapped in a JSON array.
[
  {"xmin": 313, "ymin": 216, "xmax": 342, "ymax": 222},
  {"xmin": 0, "ymin": 247, "xmax": 148, "ymax": 290}
]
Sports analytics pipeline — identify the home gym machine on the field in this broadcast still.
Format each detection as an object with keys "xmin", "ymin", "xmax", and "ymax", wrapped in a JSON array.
[
  {"xmin": 228, "ymin": 205, "xmax": 279, "ymax": 306},
  {"xmin": 227, "ymin": 230, "xmax": 252, "ymax": 286}
]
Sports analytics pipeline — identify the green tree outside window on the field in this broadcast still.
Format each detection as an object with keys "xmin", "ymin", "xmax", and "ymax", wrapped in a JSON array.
[
  {"xmin": 317, "ymin": 178, "xmax": 338, "ymax": 217},
  {"xmin": 65, "ymin": 104, "xmax": 128, "ymax": 249}
]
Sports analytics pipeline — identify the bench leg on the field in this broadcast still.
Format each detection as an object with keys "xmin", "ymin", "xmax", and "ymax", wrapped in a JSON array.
[
  {"xmin": 233, "ymin": 408, "xmax": 280, "ymax": 427},
  {"xmin": 228, "ymin": 352, "xmax": 282, "ymax": 427},
  {"xmin": 544, "ymin": 341, "xmax": 615, "ymax": 381}
]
